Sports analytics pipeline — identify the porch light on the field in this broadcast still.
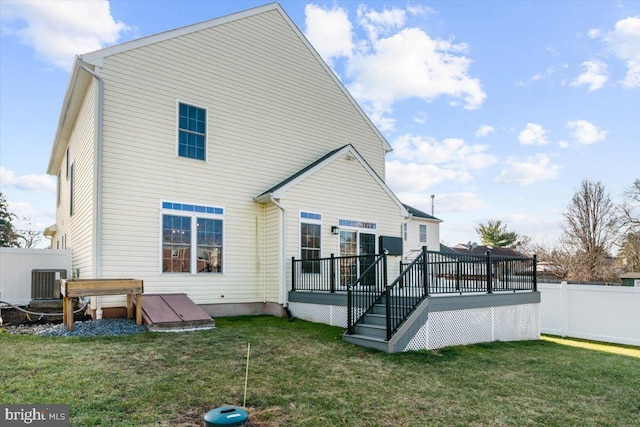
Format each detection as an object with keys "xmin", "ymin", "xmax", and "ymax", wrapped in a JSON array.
[{"xmin": 331, "ymin": 226, "xmax": 340, "ymax": 235}]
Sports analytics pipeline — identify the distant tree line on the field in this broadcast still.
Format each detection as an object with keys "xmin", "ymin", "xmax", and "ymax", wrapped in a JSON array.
[{"xmin": 476, "ymin": 178, "xmax": 640, "ymax": 283}]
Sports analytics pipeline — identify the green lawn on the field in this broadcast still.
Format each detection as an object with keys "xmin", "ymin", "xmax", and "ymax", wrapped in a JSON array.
[{"xmin": 1, "ymin": 316, "xmax": 639, "ymax": 426}]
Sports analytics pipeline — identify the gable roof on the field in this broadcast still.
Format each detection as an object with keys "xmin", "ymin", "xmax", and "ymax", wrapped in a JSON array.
[
  {"xmin": 403, "ymin": 204, "xmax": 441, "ymax": 222},
  {"xmin": 254, "ymin": 144, "xmax": 409, "ymax": 217},
  {"xmin": 47, "ymin": 2, "xmax": 392, "ymax": 175}
]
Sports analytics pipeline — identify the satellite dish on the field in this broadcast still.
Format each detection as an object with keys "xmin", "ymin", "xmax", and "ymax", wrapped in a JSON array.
[{"xmin": 471, "ymin": 242, "xmax": 478, "ymax": 249}]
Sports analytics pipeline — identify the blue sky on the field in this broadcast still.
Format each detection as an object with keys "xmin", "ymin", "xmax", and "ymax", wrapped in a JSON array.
[{"xmin": 1, "ymin": 0, "xmax": 638, "ymax": 248}]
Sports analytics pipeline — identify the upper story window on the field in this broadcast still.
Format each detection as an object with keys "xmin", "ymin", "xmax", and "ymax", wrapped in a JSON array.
[
  {"xmin": 419, "ymin": 224, "xmax": 427, "ymax": 243},
  {"xmin": 177, "ymin": 102, "xmax": 206, "ymax": 161}
]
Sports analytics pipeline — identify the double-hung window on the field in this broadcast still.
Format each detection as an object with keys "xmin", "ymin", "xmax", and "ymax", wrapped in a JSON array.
[
  {"xmin": 300, "ymin": 212, "xmax": 321, "ymax": 274},
  {"xmin": 177, "ymin": 102, "xmax": 206, "ymax": 161},
  {"xmin": 162, "ymin": 202, "xmax": 223, "ymax": 274},
  {"xmin": 419, "ymin": 224, "xmax": 427, "ymax": 243}
]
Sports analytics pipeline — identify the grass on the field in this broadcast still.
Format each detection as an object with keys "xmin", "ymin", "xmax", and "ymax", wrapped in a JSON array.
[{"xmin": 1, "ymin": 316, "xmax": 639, "ymax": 426}]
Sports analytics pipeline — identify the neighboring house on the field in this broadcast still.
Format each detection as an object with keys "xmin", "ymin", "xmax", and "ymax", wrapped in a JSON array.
[
  {"xmin": 44, "ymin": 3, "xmax": 414, "ymax": 317},
  {"xmin": 451, "ymin": 244, "xmax": 528, "ymax": 258},
  {"xmin": 401, "ymin": 204, "xmax": 441, "ymax": 262}
]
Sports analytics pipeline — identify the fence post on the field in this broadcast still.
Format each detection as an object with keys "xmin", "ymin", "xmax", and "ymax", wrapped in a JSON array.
[
  {"xmin": 533, "ymin": 254, "xmax": 537, "ymax": 292},
  {"xmin": 347, "ymin": 285, "xmax": 353, "ymax": 335},
  {"xmin": 291, "ymin": 257, "xmax": 296, "ymax": 291},
  {"xmin": 382, "ymin": 252, "xmax": 388, "ymax": 289},
  {"xmin": 386, "ymin": 285, "xmax": 392, "ymax": 340},
  {"xmin": 422, "ymin": 246, "xmax": 429, "ymax": 296},
  {"xmin": 486, "ymin": 251, "xmax": 492, "ymax": 294},
  {"xmin": 330, "ymin": 253, "xmax": 336, "ymax": 293}
]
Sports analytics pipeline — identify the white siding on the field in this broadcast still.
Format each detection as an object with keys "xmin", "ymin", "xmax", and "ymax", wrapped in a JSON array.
[
  {"xmin": 282, "ymin": 154, "xmax": 404, "ymax": 287},
  {"xmin": 96, "ymin": 10, "xmax": 392, "ymax": 305},
  {"xmin": 53, "ymin": 79, "xmax": 96, "ymax": 279},
  {"xmin": 404, "ymin": 218, "xmax": 440, "ymax": 260}
]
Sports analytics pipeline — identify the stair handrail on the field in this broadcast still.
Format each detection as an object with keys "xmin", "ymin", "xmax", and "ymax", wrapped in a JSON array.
[
  {"xmin": 385, "ymin": 246, "xmax": 428, "ymax": 340},
  {"xmin": 346, "ymin": 252, "xmax": 387, "ymax": 335}
]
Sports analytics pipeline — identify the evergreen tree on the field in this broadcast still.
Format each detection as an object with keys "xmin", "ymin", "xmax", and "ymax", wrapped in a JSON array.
[
  {"xmin": 0, "ymin": 191, "xmax": 19, "ymax": 247},
  {"xmin": 475, "ymin": 220, "xmax": 519, "ymax": 247}
]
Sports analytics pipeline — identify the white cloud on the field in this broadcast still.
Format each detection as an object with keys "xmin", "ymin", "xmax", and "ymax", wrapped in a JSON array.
[
  {"xmin": 0, "ymin": 167, "xmax": 56, "ymax": 193},
  {"xmin": 0, "ymin": 0, "xmax": 129, "ymax": 69},
  {"xmin": 346, "ymin": 27, "xmax": 486, "ymax": 125},
  {"xmin": 570, "ymin": 60, "xmax": 608, "ymax": 91},
  {"xmin": 494, "ymin": 154, "xmax": 559, "ymax": 186},
  {"xmin": 605, "ymin": 16, "xmax": 640, "ymax": 88},
  {"xmin": 386, "ymin": 160, "xmax": 473, "ymax": 193},
  {"xmin": 399, "ymin": 191, "xmax": 487, "ymax": 214},
  {"xmin": 412, "ymin": 111, "xmax": 428, "ymax": 124},
  {"xmin": 304, "ymin": 4, "xmax": 354, "ymax": 63},
  {"xmin": 392, "ymin": 134, "xmax": 497, "ymax": 170},
  {"xmin": 567, "ymin": 120, "xmax": 608, "ymax": 144},
  {"xmin": 476, "ymin": 124, "xmax": 495, "ymax": 138},
  {"xmin": 518, "ymin": 123, "xmax": 549, "ymax": 145},
  {"xmin": 587, "ymin": 28, "xmax": 601, "ymax": 39},
  {"xmin": 305, "ymin": 4, "xmax": 486, "ymax": 131},
  {"xmin": 356, "ymin": 5, "xmax": 406, "ymax": 41}
]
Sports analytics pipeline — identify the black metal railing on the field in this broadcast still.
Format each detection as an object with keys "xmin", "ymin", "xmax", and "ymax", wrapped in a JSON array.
[
  {"xmin": 292, "ymin": 254, "xmax": 384, "ymax": 292},
  {"xmin": 400, "ymin": 250, "xmax": 537, "ymax": 294},
  {"xmin": 386, "ymin": 251, "xmax": 429, "ymax": 339},
  {"xmin": 388, "ymin": 248, "xmax": 537, "ymax": 339},
  {"xmin": 293, "ymin": 248, "xmax": 537, "ymax": 342},
  {"xmin": 346, "ymin": 253, "xmax": 387, "ymax": 335}
]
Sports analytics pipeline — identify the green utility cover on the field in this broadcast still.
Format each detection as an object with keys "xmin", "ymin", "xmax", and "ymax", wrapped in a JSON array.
[{"xmin": 203, "ymin": 406, "xmax": 249, "ymax": 426}]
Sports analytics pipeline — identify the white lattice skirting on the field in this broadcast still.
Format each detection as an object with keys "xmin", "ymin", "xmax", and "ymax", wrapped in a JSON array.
[
  {"xmin": 404, "ymin": 303, "xmax": 540, "ymax": 351},
  {"xmin": 289, "ymin": 302, "xmax": 365, "ymax": 328}
]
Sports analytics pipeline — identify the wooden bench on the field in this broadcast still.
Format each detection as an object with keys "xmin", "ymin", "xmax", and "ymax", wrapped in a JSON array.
[{"xmin": 60, "ymin": 279, "xmax": 143, "ymax": 331}]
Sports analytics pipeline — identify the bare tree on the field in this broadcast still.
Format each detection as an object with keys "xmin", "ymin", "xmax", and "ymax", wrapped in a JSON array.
[
  {"xmin": 15, "ymin": 216, "xmax": 42, "ymax": 248},
  {"xmin": 561, "ymin": 180, "xmax": 619, "ymax": 282},
  {"xmin": 618, "ymin": 179, "xmax": 640, "ymax": 271},
  {"xmin": 620, "ymin": 178, "xmax": 640, "ymax": 230}
]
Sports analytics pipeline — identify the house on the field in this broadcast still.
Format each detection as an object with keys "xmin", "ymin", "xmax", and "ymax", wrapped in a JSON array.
[
  {"xmin": 45, "ymin": 3, "xmax": 411, "ymax": 318},
  {"xmin": 401, "ymin": 204, "xmax": 441, "ymax": 262},
  {"xmin": 451, "ymin": 243, "xmax": 528, "ymax": 258},
  {"xmin": 44, "ymin": 3, "xmax": 538, "ymax": 352}
]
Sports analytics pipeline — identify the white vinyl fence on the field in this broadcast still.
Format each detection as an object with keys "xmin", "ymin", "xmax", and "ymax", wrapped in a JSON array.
[
  {"xmin": 539, "ymin": 282, "xmax": 640, "ymax": 346},
  {"xmin": 0, "ymin": 248, "xmax": 71, "ymax": 305}
]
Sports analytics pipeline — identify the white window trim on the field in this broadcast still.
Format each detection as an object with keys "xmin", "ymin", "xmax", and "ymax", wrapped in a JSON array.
[
  {"xmin": 298, "ymin": 210, "xmax": 322, "ymax": 261},
  {"xmin": 175, "ymin": 100, "xmax": 209, "ymax": 163},
  {"xmin": 337, "ymin": 218, "xmax": 378, "ymax": 256},
  {"xmin": 419, "ymin": 224, "xmax": 427, "ymax": 243},
  {"xmin": 159, "ymin": 201, "xmax": 225, "ymax": 275}
]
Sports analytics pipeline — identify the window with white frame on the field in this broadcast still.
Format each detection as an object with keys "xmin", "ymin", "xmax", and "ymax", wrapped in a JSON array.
[
  {"xmin": 300, "ymin": 211, "xmax": 321, "ymax": 274},
  {"xmin": 161, "ymin": 202, "xmax": 223, "ymax": 273},
  {"xmin": 177, "ymin": 102, "xmax": 206, "ymax": 161},
  {"xmin": 419, "ymin": 224, "xmax": 427, "ymax": 243}
]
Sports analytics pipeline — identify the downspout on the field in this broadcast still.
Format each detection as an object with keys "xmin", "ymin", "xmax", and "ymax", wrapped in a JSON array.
[
  {"xmin": 269, "ymin": 196, "xmax": 288, "ymax": 310},
  {"xmin": 263, "ymin": 204, "xmax": 267, "ymax": 304},
  {"xmin": 401, "ymin": 214, "xmax": 413, "ymax": 260},
  {"xmin": 78, "ymin": 59, "xmax": 104, "ymax": 319}
]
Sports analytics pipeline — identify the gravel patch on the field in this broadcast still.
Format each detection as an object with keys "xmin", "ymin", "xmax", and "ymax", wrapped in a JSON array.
[{"xmin": 4, "ymin": 318, "xmax": 148, "ymax": 337}]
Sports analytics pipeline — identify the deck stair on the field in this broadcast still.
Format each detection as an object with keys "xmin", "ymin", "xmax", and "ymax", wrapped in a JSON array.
[{"xmin": 343, "ymin": 295, "xmax": 428, "ymax": 353}]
